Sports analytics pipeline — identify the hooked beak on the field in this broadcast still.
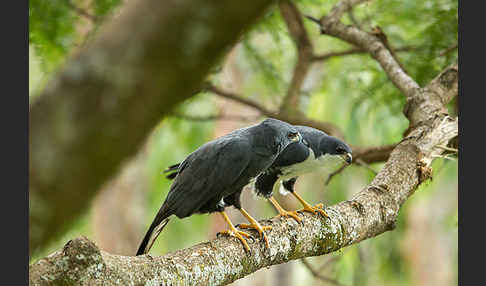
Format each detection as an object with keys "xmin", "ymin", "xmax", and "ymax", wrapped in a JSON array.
[{"xmin": 342, "ymin": 152, "xmax": 352, "ymax": 164}]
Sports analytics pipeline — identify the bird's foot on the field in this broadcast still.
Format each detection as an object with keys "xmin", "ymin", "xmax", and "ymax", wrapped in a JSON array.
[
  {"xmin": 217, "ymin": 229, "xmax": 252, "ymax": 252},
  {"xmin": 299, "ymin": 203, "xmax": 329, "ymax": 219},
  {"xmin": 275, "ymin": 210, "xmax": 303, "ymax": 224},
  {"xmin": 237, "ymin": 222, "xmax": 272, "ymax": 249}
]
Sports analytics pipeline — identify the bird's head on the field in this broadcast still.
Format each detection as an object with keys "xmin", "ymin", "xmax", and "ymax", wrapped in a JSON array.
[
  {"xmin": 318, "ymin": 135, "xmax": 353, "ymax": 165},
  {"xmin": 259, "ymin": 118, "xmax": 304, "ymax": 154}
]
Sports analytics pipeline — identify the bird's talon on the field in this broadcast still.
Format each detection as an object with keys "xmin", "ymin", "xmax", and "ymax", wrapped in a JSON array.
[
  {"xmin": 315, "ymin": 203, "xmax": 324, "ymax": 209},
  {"xmin": 276, "ymin": 210, "xmax": 303, "ymax": 224},
  {"xmin": 237, "ymin": 222, "xmax": 271, "ymax": 248},
  {"xmin": 313, "ymin": 204, "xmax": 330, "ymax": 218},
  {"xmin": 299, "ymin": 204, "xmax": 330, "ymax": 219},
  {"xmin": 316, "ymin": 208, "xmax": 329, "ymax": 218},
  {"xmin": 218, "ymin": 229, "xmax": 251, "ymax": 252},
  {"xmin": 299, "ymin": 207, "xmax": 317, "ymax": 215}
]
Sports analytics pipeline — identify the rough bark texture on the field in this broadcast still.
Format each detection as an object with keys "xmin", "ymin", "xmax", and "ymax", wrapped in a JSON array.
[
  {"xmin": 29, "ymin": 63, "xmax": 458, "ymax": 285},
  {"xmin": 29, "ymin": 0, "xmax": 276, "ymax": 254}
]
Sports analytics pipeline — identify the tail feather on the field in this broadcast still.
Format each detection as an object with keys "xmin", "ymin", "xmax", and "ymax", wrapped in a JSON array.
[
  {"xmin": 165, "ymin": 171, "xmax": 178, "ymax": 180},
  {"xmin": 136, "ymin": 216, "xmax": 171, "ymax": 256},
  {"xmin": 162, "ymin": 163, "xmax": 180, "ymax": 173},
  {"xmin": 162, "ymin": 163, "xmax": 181, "ymax": 180}
]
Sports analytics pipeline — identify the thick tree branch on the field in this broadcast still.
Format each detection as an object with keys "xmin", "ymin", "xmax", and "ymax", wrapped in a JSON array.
[
  {"xmin": 29, "ymin": 0, "xmax": 276, "ymax": 254},
  {"xmin": 403, "ymin": 63, "xmax": 458, "ymax": 135},
  {"xmin": 30, "ymin": 64, "xmax": 458, "ymax": 285}
]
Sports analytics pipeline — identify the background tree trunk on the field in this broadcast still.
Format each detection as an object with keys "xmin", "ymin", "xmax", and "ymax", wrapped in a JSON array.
[
  {"xmin": 29, "ymin": 0, "xmax": 276, "ymax": 255},
  {"xmin": 91, "ymin": 143, "xmax": 149, "ymax": 255}
]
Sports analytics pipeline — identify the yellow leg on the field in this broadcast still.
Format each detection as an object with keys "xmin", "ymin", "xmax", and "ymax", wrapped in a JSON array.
[
  {"xmin": 268, "ymin": 197, "xmax": 302, "ymax": 224},
  {"xmin": 217, "ymin": 211, "xmax": 251, "ymax": 252},
  {"xmin": 237, "ymin": 208, "xmax": 272, "ymax": 249},
  {"xmin": 291, "ymin": 192, "xmax": 329, "ymax": 218}
]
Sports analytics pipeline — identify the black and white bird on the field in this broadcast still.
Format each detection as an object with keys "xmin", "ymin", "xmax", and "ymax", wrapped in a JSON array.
[
  {"xmin": 253, "ymin": 125, "xmax": 352, "ymax": 222},
  {"xmin": 164, "ymin": 125, "xmax": 352, "ymax": 224},
  {"xmin": 136, "ymin": 118, "xmax": 306, "ymax": 255}
]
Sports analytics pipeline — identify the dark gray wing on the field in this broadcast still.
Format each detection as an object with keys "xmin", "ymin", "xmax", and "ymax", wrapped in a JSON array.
[
  {"xmin": 254, "ymin": 170, "xmax": 281, "ymax": 198},
  {"xmin": 162, "ymin": 138, "xmax": 252, "ymax": 218},
  {"xmin": 162, "ymin": 163, "xmax": 180, "ymax": 179}
]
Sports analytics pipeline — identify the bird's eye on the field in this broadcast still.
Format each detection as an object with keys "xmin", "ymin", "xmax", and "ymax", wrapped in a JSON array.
[{"xmin": 287, "ymin": 132, "xmax": 299, "ymax": 142}]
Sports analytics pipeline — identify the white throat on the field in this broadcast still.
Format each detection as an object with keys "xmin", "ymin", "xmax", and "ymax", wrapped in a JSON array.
[{"xmin": 277, "ymin": 150, "xmax": 346, "ymax": 195}]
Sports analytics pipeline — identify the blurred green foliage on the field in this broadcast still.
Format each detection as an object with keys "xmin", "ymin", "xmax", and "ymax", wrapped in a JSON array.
[
  {"xmin": 29, "ymin": 0, "xmax": 457, "ymax": 284},
  {"xmin": 29, "ymin": 0, "xmax": 123, "ymax": 74}
]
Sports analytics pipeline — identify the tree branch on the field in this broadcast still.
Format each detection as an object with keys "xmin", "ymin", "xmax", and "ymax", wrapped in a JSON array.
[
  {"xmin": 170, "ymin": 112, "xmax": 261, "ymax": 123},
  {"xmin": 301, "ymin": 258, "xmax": 347, "ymax": 286},
  {"xmin": 205, "ymin": 84, "xmax": 274, "ymax": 116},
  {"xmin": 30, "ymin": 63, "xmax": 458, "ymax": 285},
  {"xmin": 278, "ymin": 0, "xmax": 314, "ymax": 113},
  {"xmin": 312, "ymin": 46, "xmax": 415, "ymax": 62},
  {"xmin": 29, "ymin": 0, "xmax": 277, "ymax": 254},
  {"xmin": 438, "ymin": 43, "xmax": 458, "ymax": 57},
  {"xmin": 205, "ymin": 84, "xmax": 346, "ymax": 138},
  {"xmin": 308, "ymin": 0, "xmax": 420, "ymax": 98},
  {"xmin": 352, "ymin": 143, "xmax": 397, "ymax": 164},
  {"xmin": 65, "ymin": 0, "xmax": 100, "ymax": 23}
]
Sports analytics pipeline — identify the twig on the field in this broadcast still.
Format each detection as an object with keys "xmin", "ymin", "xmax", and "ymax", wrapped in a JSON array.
[
  {"xmin": 318, "ymin": 256, "xmax": 341, "ymax": 272},
  {"xmin": 431, "ymin": 154, "xmax": 457, "ymax": 161},
  {"xmin": 352, "ymin": 143, "xmax": 397, "ymax": 164},
  {"xmin": 325, "ymin": 164, "xmax": 348, "ymax": 186},
  {"xmin": 204, "ymin": 84, "xmax": 274, "ymax": 116},
  {"xmin": 65, "ymin": 0, "xmax": 99, "ymax": 22},
  {"xmin": 301, "ymin": 258, "xmax": 347, "ymax": 286},
  {"xmin": 312, "ymin": 46, "xmax": 415, "ymax": 62},
  {"xmin": 435, "ymin": 145, "xmax": 458, "ymax": 153},
  {"xmin": 438, "ymin": 43, "xmax": 458, "ymax": 57},
  {"xmin": 355, "ymin": 158, "xmax": 378, "ymax": 174},
  {"xmin": 347, "ymin": 8, "xmax": 361, "ymax": 28}
]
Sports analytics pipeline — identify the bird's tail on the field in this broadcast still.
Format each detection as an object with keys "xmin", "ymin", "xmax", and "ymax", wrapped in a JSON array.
[
  {"xmin": 162, "ymin": 163, "xmax": 180, "ymax": 180},
  {"xmin": 136, "ymin": 214, "xmax": 171, "ymax": 256}
]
